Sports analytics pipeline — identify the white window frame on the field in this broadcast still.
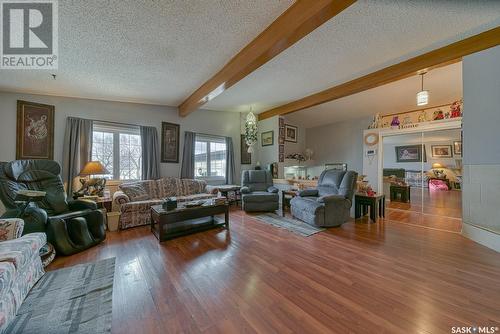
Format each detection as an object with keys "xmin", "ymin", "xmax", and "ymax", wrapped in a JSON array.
[
  {"xmin": 195, "ymin": 134, "xmax": 227, "ymax": 183},
  {"xmin": 92, "ymin": 122, "xmax": 142, "ymax": 181}
]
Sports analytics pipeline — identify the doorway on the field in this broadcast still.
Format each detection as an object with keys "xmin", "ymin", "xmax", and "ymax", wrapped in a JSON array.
[{"xmin": 382, "ymin": 128, "xmax": 462, "ymax": 232}]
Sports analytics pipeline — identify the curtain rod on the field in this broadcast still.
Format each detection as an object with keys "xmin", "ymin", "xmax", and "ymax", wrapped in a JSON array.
[{"xmin": 70, "ymin": 116, "xmax": 143, "ymax": 128}]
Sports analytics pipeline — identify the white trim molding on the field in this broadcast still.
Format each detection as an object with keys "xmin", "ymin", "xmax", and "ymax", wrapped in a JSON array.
[{"xmin": 462, "ymin": 223, "xmax": 500, "ymax": 253}]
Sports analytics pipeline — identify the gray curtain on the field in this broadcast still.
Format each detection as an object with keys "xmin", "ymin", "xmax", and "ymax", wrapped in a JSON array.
[
  {"xmin": 140, "ymin": 126, "xmax": 161, "ymax": 180},
  {"xmin": 180, "ymin": 131, "xmax": 195, "ymax": 179},
  {"xmin": 225, "ymin": 137, "xmax": 235, "ymax": 185},
  {"xmin": 62, "ymin": 117, "xmax": 93, "ymax": 197}
]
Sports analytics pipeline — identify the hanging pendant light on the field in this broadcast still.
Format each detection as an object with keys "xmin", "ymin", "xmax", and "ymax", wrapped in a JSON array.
[
  {"xmin": 416, "ymin": 72, "xmax": 429, "ymax": 106},
  {"xmin": 244, "ymin": 107, "xmax": 258, "ymax": 153}
]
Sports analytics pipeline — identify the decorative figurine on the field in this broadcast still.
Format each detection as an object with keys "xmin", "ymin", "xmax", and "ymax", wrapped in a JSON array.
[
  {"xmin": 433, "ymin": 109, "xmax": 445, "ymax": 120},
  {"xmin": 450, "ymin": 100, "xmax": 462, "ymax": 118},
  {"xmin": 418, "ymin": 110, "xmax": 428, "ymax": 122},
  {"xmin": 369, "ymin": 113, "xmax": 382, "ymax": 129},
  {"xmin": 391, "ymin": 116, "xmax": 400, "ymax": 127},
  {"xmin": 402, "ymin": 116, "xmax": 412, "ymax": 126},
  {"xmin": 444, "ymin": 111, "xmax": 451, "ymax": 119}
]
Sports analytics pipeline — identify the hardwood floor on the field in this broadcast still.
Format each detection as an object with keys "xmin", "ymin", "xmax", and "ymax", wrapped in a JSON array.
[
  {"xmin": 385, "ymin": 188, "xmax": 462, "ymax": 233},
  {"xmin": 48, "ymin": 208, "xmax": 500, "ymax": 333}
]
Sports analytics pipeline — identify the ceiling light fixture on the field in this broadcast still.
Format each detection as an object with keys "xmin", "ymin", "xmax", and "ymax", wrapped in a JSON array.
[{"xmin": 416, "ymin": 72, "xmax": 429, "ymax": 106}]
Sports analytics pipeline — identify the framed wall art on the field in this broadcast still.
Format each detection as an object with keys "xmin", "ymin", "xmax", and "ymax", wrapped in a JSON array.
[
  {"xmin": 261, "ymin": 131, "xmax": 274, "ymax": 146},
  {"xmin": 453, "ymin": 141, "xmax": 462, "ymax": 156},
  {"xmin": 161, "ymin": 122, "xmax": 180, "ymax": 163},
  {"xmin": 284, "ymin": 124, "xmax": 297, "ymax": 143},
  {"xmin": 395, "ymin": 145, "xmax": 427, "ymax": 163},
  {"xmin": 16, "ymin": 100, "xmax": 55, "ymax": 160},
  {"xmin": 431, "ymin": 145, "xmax": 453, "ymax": 158}
]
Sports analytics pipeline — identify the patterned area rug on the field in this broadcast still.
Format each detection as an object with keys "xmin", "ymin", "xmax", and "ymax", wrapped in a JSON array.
[
  {"xmin": 7, "ymin": 258, "xmax": 115, "ymax": 334},
  {"xmin": 253, "ymin": 213, "xmax": 325, "ymax": 237}
]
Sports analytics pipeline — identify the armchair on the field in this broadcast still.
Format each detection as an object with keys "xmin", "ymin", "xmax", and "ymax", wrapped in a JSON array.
[
  {"xmin": 290, "ymin": 170, "xmax": 358, "ymax": 227},
  {"xmin": 240, "ymin": 170, "xmax": 279, "ymax": 212},
  {"xmin": 0, "ymin": 160, "xmax": 106, "ymax": 256}
]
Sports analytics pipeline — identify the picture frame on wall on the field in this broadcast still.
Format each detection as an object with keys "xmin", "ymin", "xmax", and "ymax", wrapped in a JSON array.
[
  {"xmin": 161, "ymin": 122, "xmax": 180, "ymax": 163},
  {"xmin": 431, "ymin": 145, "xmax": 453, "ymax": 158},
  {"xmin": 395, "ymin": 145, "xmax": 427, "ymax": 163},
  {"xmin": 16, "ymin": 100, "xmax": 55, "ymax": 160},
  {"xmin": 284, "ymin": 124, "xmax": 297, "ymax": 143},
  {"xmin": 261, "ymin": 131, "xmax": 274, "ymax": 146},
  {"xmin": 453, "ymin": 141, "xmax": 462, "ymax": 156},
  {"xmin": 241, "ymin": 134, "xmax": 251, "ymax": 164},
  {"xmin": 279, "ymin": 117, "xmax": 284, "ymax": 128},
  {"xmin": 279, "ymin": 128, "xmax": 284, "ymax": 144}
]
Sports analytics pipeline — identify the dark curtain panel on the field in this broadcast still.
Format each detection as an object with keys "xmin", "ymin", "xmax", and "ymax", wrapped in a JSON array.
[
  {"xmin": 225, "ymin": 137, "xmax": 235, "ymax": 184},
  {"xmin": 62, "ymin": 117, "xmax": 93, "ymax": 197},
  {"xmin": 140, "ymin": 126, "xmax": 161, "ymax": 180},
  {"xmin": 180, "ymin": 131, "xmax": 195, "ymax": 179}
]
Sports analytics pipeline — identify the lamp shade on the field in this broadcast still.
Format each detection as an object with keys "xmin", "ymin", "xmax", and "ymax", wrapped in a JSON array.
[
  {"xmin": 79, "ymin": 161, "xmax": 110, "ymax": 176},
  {"xmin": 432, "ymin": 163, "xmax": 444, "ymax": 169}
]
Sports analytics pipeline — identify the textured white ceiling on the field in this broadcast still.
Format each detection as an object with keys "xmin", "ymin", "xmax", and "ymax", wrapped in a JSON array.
[
  {"xmin": 204, "ymin": 0, "xmax": 500, "ymax": 114},
  {"xmin": 0, "ymin": 0, "xmax": 293, "ymax": 105},
  {"xmin": 286, "ymin": 61, "xmax": 463, "ymax": 129},
  {"xmin": 0, "ymin": 0, "xmax": 498, "ymax": 114}
]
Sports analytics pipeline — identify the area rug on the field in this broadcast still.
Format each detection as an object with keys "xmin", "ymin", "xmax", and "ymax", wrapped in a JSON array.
[
  {"xmin": 253, "ymin": 213, "xmax": 325, "ymax": 237},
  {"xmin": 7, "ymin": 257, "xmax": 115, "ymax": 334}
]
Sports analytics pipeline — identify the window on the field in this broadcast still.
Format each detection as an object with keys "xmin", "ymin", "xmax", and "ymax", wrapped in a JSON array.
[
  {"xmin": 195, "ymin": 135, "xmax": 226, "ymax": 181},
  {"xmin": 92, "ymin": 122, "xmax": 142, "ymax": 180}
]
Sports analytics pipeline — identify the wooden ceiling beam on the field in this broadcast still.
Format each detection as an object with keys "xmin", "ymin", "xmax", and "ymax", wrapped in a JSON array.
[
  {"xmin": 258, "ymin": 26, "xmax": 500, "ymax": 121},
  {"xmin": 178, "ymin": 0, "xmax": 356, "ymax": 117}
]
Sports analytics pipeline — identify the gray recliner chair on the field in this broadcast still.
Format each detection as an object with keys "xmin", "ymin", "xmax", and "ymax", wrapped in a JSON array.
[
  {"xmin": 290, "ymin": 170, "xmax": 358, "ymax": 227},
  {"xmin": 241, "ymin": 170, "xmax": 279, "ymax": 212}
]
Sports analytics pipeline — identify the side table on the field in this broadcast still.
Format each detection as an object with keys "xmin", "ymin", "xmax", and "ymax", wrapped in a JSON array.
[
  {"xmin": 281, "ymin": 190, "xmax": 298, "ymax": 216},
  {"xmin": 95, "ymin": 197, "xmax": 113, "ymax": 212},
  {"xmin": 390, "ymin": 185, "xmax": 411, "ymax": 202},
  {"xmin": 218, "ymin": 185, "xmax": 241, "ymax": 206},
  {"xmin": 355, "ymin": 194, "xmax": 385, "ymax": 222}
]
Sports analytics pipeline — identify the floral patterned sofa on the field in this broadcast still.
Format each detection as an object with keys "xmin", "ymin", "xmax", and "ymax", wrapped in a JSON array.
[
  {"xmin": 0, "ymin": 219, "xmax": 45, "ymax": 333},
  {"xmin": 113, "ymin": 178, "xmax": 219, "ymax": 229}
]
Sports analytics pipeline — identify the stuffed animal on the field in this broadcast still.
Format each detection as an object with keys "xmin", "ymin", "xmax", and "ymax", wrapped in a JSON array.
[
  {"xmin": 433, "ymin": 109, "xmax": 444, "ymax": 120},
  {"xmin": 418, "ymin": 110, "xmax": 428, "ymax": 122},
  {"xmin": 369, "ymin": 113, "xmax": 381, "ymax": 129},
  {"xmin": 391, "ymin": 116, "xmax": 400, "ymax": 126},
  {"xmin": 450, "ymin": 100, "xmax": 462, "ymax": 118}
]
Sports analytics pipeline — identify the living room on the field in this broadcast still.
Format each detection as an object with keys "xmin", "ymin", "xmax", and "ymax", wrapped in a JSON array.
[{"xmin": 1, "ymin": 1, "xmax": 499, "ymax": 333}]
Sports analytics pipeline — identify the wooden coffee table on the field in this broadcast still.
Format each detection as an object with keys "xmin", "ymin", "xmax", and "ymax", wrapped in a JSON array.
[{"xmin": 151, "ymin": 200, "xmax": 229, "ymax": 242}]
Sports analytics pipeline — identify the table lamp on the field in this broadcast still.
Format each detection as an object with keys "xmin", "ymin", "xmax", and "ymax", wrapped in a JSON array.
[{"xmin": 73, "ymin": 161, "xmax": 110, "ymax": 198}]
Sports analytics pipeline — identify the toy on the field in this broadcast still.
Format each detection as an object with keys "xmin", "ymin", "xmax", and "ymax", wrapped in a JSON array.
[
  {"xmin": 417, "ymin": 110, "xmax": 428, "ymax": 122},
  {"xmin": 391, "ymin": 116, "xmax": 400, "ymax": 127},
  {"xmin": 450, "ymin": 100, "xmax": 462, "ymax": 118},
  {"xmin": 433, "ymin": 109, "xmax": 444, "ymax": 120},
  {"xmin": 369, "ymin": 113, "xmax": 382, "ymax": 129}
]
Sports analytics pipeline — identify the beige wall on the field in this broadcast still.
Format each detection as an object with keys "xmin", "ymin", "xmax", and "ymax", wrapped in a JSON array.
[{"xmin": 0, "ymin": 91, "xmax": 243, "ymax": 214}]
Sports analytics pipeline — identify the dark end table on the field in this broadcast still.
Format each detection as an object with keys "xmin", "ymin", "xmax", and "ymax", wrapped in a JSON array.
[
  {"xmin": 281, "ymin": 190, "xmax": 298, "ymax": 216},
  {"xmin": 217, "ymin": 185, "xmax": 241, "ymax": 206},
  {"xmin": 151, "ymin": 201, "xmax": 229, "ymax": 242},
  {"xmin": 355, "ymin": 194, "xmax": 385, "ymax": 222},
  {"xmin": 390, "ymin": 185, "xmax": 411, "ymax": 202}
]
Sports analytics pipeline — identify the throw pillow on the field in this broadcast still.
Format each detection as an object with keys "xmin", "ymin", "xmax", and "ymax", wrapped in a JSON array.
[
  {"xmin": 0, "ymin": 219, "xmax": 24, "ymax": 241},
  {"xmin": 119, "ymin": 183, "xmax": 150, "ymax": 202}
]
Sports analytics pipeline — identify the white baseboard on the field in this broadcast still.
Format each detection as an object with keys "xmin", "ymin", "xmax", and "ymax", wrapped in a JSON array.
[{"xmin": 462, "ymin": 223, "xmax": 500, "ymax": 253}]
